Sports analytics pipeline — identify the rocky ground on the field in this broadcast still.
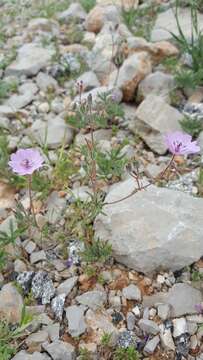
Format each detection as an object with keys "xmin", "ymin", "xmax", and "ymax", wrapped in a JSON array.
[{"xmin": 0, "ymin": 0, "xmax": 203, "ymax": 359}]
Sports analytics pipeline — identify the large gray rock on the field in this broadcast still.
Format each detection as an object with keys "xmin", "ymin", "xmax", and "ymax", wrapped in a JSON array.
[
  {"xmin": 30, "ymin": 117, "xmax": 74, "ymax": 149},
  {"xmin": 12, "ymin": 351, "xmax": 50, "ymax": 360},
  {"xmin": 6, "ymin": 82, "xmax": 38, "ymax": 110},
  {"xmin": 36, "ymin": 72, "xmax": 58, "ymax": 92},
  {"xmin": 43, "ymin": 341, "xmax": 76, "ymax": 360},
  {"xmin": 130, "ymin": 94, "xmax": 182, "ymax": 154},
  {"xmin": 76, "ymin": 71, "xmax": 100, "ymax": 92},
  {"xmin": 110, "ymin": 52, "xmax": 152, "ymax": 102},
  {"xmin": 66, "ymin": 305, "xmax": 86, "ymax": 337},
  {"xmin": 167, "ymin": 283, "xmax": 202, "ymax": 317},
  {"xmin": 138, "ymin": 71, "xmax": 175, "ymax": 102},
  {"xmin": 94, "ymin": 178, "xmax": 203, "ymax": 274},
  {"xmin": 85, "ymin": 5, "xmax": 120, "ymax": 33},
  {"xmin": 151, "ymin": 8, "xmax": 203, "ymax": 42},
  {"xmin": 6, "ymin": 43, "xmax": 55, "ymax": 76},
  {"xmin": 57, "ymin": 3, "xmax": 87, "ymax": 24}
]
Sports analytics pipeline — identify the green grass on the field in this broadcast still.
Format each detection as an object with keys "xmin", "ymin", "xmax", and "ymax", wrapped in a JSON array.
[
  {"xmin": 81, "ymin": 239, "xmax": 112, "ymax": 263},
  {"xmin": 114, "ymin": 347, "xmax": 140, "ymax": 360},
  {"xmin": 180, "ymin": 115, "xmax": 203, "ymax": 137},
  {"xmin": 0, "ymin": 306, "xmax": 33, "ymax": 360},
  {"xmin": 171, "ymin": 0, "xmax": 203, "ymax": 88},
  {"xmin": 121, "ymin": 3, "xmax": 158, "ymax": 40},
  {"xmin": 0, "ymin": 218, "xmax": 27, "ymax": 270},
  {"xmin": 80, "ymin": 0, "xmax": 96, "ymax": 12},
  {"xmin": 0, "ymin": 80, "xmax": 18, "ymax": 103}
]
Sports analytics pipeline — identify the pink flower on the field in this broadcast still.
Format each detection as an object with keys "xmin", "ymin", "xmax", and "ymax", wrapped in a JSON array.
[
  {"xmin": 9, "ymin": 148, "xmax": 44, "ymax": 176},
  {"xmin": 164, "ymin": 131, "xmax": 200, "ymax": 155}
]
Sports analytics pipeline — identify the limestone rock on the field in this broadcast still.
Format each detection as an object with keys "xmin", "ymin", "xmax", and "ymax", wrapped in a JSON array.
[
  {"xmin": 30, "ymin": 117, "xmax": 74, "ymax": 149},
  {"xmin": 27, "ymin": 18, "xmax": 59, "ymax": 36},
  {"xmin": 85, "ymin": 5, "xmax": 120, "ymax": 33},
  {"xmin": 167, "ymin": 283, "xmax": 203, "ymax": 317},
  {"xmin": 57, "ymin": 3, "xmax": 87, "ymax": 24},
  {"xmin": 110, "ymin": 52, "xmax": 152, "ymax": 101},
  {"xmin": 76, "ymin": 290, "xmax": 107, "ymax": 310},
  {"xmin": 0, "ymin": 283, "xmax": 23, "ymax": 323},
  {"xmin": 122, "ymin": 284, "xmax": 142, "ymax": 301},
  {"xmin": 36, "ymin": 72, "xmax": 58, "ymax": 92},
  {"xmin": 6, "ymin": 43, "xmax": 55, "ymax": 76},
  {"xmin": 56, "ymin": 276, "xmax": 78, "ymax": 296},
  {"xmin": 130, "ymin": 94, "xmax": 182, "ymax": 154},
  {"xmin": 94, "ymin": 178, "xmax": 203, "ymax": 274},
  {"xmin": 138, "ymin": 71, "xmax": 175, "ymax": 102},
  {"xmin": 43, "ymin": 341, "xmax": 76, "ymax": 360},
  {"xmin": 76, "ymin": 71, "xmax": 100, "ymax": 92},
  {"xmin": 66, "ymin": 305, "xmax": 86, "ymax": 337},
  {"xmin": 6, "ymin": 82, "xmax": 38, "ymax": 110},
  {"xmin": 144, "ymin": 283, "xmax": 203, "ymax": 317},
  {"xmin": 138, "ymin": 319, "xmax": 160, "ymax": 335},
  {"xmin": 0, "ymin": 182, "xmax": 16, "ymax": 211},
  {"xmin": 85, "ymin": 309, "xmax": 118, "ymax": 343}
]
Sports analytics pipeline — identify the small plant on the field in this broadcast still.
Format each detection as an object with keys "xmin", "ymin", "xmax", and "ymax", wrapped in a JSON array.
[
  {"xmin": 65, "ymin": 193, "xmax": 105, "ymax": 243},
  {"xmin": 191, "ymin": 269, "xmax": 203, "ymax": 282},
  {"xmin": 180, "ymin": 116, "xmax": 203, "ymax": 137},
  {"xmin": 65, "ymin": 23, "xmax": 84, "ymax": 45},
  {"xmin": 84, "ymin": 265, "xmax": 97, "ymax": 277},
  {"xmin": 96, "ymin": 147, "xmax": 127, "ymax": 182},
  {"xmin": 175, "ymin": 68, "xmax": 203, "ymax": 89},
  {"xmin": 0, "ymin": 80, "xmax": 18, "ymax": 103},
  {"xmin": 0, "ymin": 220, "xmax": 26, "ymax": 270},
  {"xmin": 81, "ymin": 239, "xmax": 112, "ymax": 263},
  {"xmin": 80, "ymin": 0, "xmax": 96, "ymax": 12},
  {"xmin": 0, "ymin": 48, "xmax": 17, "ymax": 71},
  {"xmin": 114, "ymin": 346, "xmax": 141, "ymax": 360},
  {"xmin": 172, "ymin": 0, "xmax": 203, "ymax": 88},
  {"xmin": 101, "ymin": 332, "xmax": 112, "ymax": 347},
  {"xmin": 34, "ymin": 0, "xmax": 70, "ymax": 18},
  {"xmin": 66, "ymin": 91, "xmax": 124, "ymax": 130},
  {"xmin": 161, "ymin": 56, "xmax": 179, "ymax": 73},
  {"xmin": 122, "ymin": 3, "xmax": 158, "ymax": 40},
  {"xmin": 0, "ymin": 306, "xmax": 33, "ymax": 360},
  {"xmin": 122, "ymin": 6, "xmax": 137, "ymax": 31},
  {"xmin": 52, "ymin": 146, "xmax": 79, "ymax": 189},
  {"xmin": 0, "ymin": 135, "xmax": 10, "ymax": 178},
  {"xmin": 79, "ymin": 348, "xmax": 92, "ymax": 360},
  {"xmin": 197, "ymin": 167, "xmax": 203, "ymax": 196}
]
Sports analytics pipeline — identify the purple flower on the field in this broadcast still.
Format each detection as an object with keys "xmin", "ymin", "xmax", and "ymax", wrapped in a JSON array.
[
  {"xmin": 195, "ymin": 303, "xmax": 203, "ymax": 314},
  {"xmin": 9, "ymin": 148, "xmax": 44, "ymax": 176},
  {"xmin": 164, "ymin": 131, "xmax": 200, "ymax": 155},
  {"xmin": 66, "ymin": 257, "xmax": 73, "ymax": 268}
]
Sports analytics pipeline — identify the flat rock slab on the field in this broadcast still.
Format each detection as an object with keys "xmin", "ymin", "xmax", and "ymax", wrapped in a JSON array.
[
  {"xmin": 94, "ymin": 178, "xmax": 203, "ymax": 274},
  {"xmin": 6, "ymin": 43, "xmax": 55, "ymax": 76},
  {"xmin": 151, "ymin": 8, "xmax": 203, "ymax": 42},
  {"xmin": 76, "ymin": 290, "xmax": 107, "ymax": 310},
  {"xmin": 42, "ymin": 340, "xmax": 76, "ymax": 360},
  {"xmin": 143, "ymin": 283, "xmax": 203, "ymax": 317}
]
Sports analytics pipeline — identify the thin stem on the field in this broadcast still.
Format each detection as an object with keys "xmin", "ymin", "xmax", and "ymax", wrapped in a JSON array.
[
  {"xmin": 88, "ymin": 100, "xmax": 97, "ymax": 195},
  {"xmin": 28, "ymin": 175, "xmax": 37, "ymax": 227},
  {"xmin": 105, "ymin": 155, "xmax": 175, "ymax": 206}
]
